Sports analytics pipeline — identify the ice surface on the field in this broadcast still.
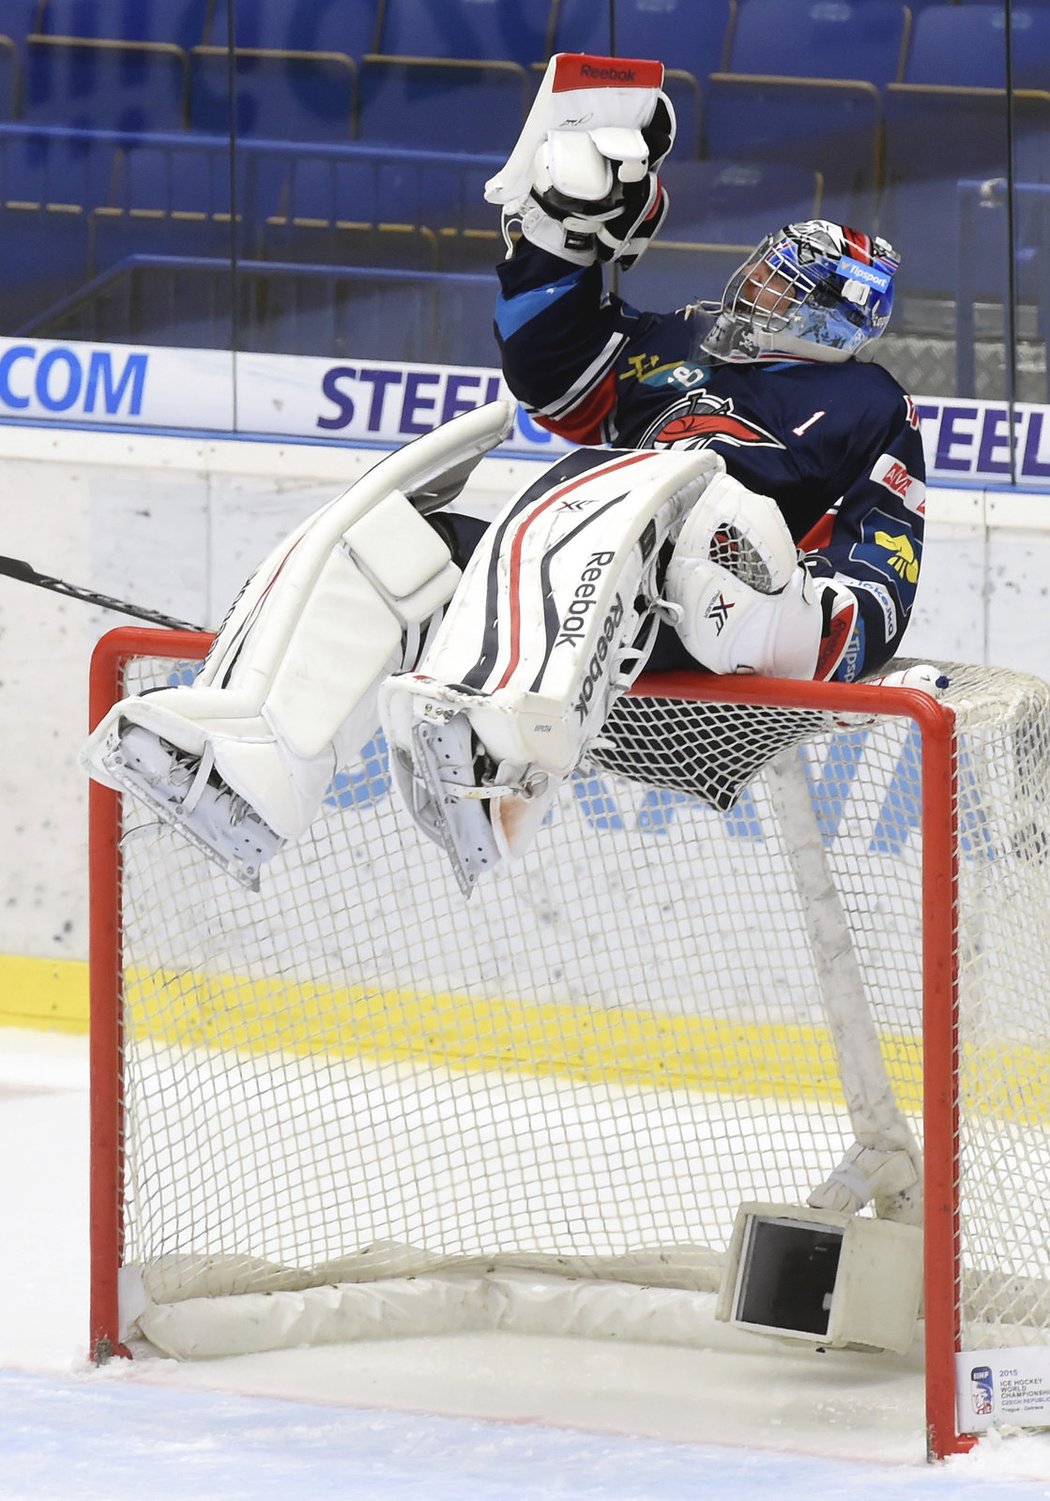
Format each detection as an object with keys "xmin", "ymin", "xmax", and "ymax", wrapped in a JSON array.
[{"xmin": 3, "ymin": 1029, "xmax": 1050, "ymax": 1499}]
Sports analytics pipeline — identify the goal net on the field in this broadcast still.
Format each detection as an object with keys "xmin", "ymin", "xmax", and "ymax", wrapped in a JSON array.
[{"xmin": 88, "ymin": 629, "xmax": 1050, "ymax": 1458}]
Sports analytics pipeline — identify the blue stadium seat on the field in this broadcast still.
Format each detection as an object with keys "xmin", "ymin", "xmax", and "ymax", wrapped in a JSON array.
[
  {"xmin": 375, "ymin": 0, "xmax": 552, "ymax": 66},
  {"xmin": 0, "ymin": 36, "xmax": 15, "ymax": 119},
  {"xmin": 659, "ymin": 159, "xmax": 821, "ymax": 246},
  {"xmin": 114, "ymin": 134, "xmax": 238, "ymax": 215},
  {"xmin": 903, "ymin": 5, "xmax": 1050, "ymax": 89},
  {"xmin": 880, "ymin": 85, "xmax": 1050, "ymax": 296},
  {"xmin": 91, "ymin": 136, "xmax": 246, "ymax": 269},
  {"xmin": 23, "ymin": 37, "xmax": 188, "ymax": 132},
  {"xmin": 0, "ymin": 1, "xmax": 44, "ymax": 42},
  {"xmin": 704, "ymin": 75, "xmax": 881, "ymax": 227},
  {"xmin": 357, "ymin": 57, "xmax": 529, "ymax": 152},
  {"xmin": 553, "ymin": 0, "xmax": 733, "ymax": 78},
  {"xmin": 260, "ymin": 219, "xmax": 440, "ymax": 271},
  {"xmin": 0, "ymin": 123, "xmax": 119, "ymax": 206},
  {"xmin": 543, "ymin": 0, "xmax": 609, "ymax": 55},
  {"xmin": 189, "ymin": 46, "xmax": 356, "ymax": 142},
  {"xmin": 0, "ymin": 200, "xmax": 91, "ymax": 329},
  {"xmin": 268, "ymin": 150, "xmax": 381, "ymax": 224},
  {"xmin": 726, "ymin": 0, "xmax": 909, "ymax": 86},
  {"xmin": 207, "ymin": 0, "xmax": 379, "ymax": 60},
  {"xmin": 243, "ymin": 143, "xmax": 503, "ymax": 233},
  {"xmin": 37, "ymin": 0, "xmax": 210, "ymax": 47},
  {"xmin": 385, "ymin": 153, "xmax": 502, "ymax": 230}
]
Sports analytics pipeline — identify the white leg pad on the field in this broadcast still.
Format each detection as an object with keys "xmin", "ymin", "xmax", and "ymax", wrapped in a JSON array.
[
  {"xmin": 83, "ymin": 401, "xmax": 515, "ymax": 841},
  {"xmin": 380, "ymin": 446, "xmax": 726, "ymax": 880}
]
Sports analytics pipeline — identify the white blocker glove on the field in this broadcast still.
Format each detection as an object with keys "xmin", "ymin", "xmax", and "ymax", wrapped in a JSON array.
[
  {"xmin": 663, "ymin": 472, "xmax": 859, "ymax": 681},
  {"xmin": 484, "ymin": 52, "xmax": 675, "ymax": 269}
]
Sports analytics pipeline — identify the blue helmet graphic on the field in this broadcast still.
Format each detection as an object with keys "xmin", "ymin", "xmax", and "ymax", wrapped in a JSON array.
[{"xmin": 701, "ymin": 219, "xmax": 899, "ymax": 365}]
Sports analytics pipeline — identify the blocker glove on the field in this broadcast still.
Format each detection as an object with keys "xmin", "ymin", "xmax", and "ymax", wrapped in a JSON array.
[{"xmin": 484, "ymin": 52, "xmax": 676, "ymax": 269}]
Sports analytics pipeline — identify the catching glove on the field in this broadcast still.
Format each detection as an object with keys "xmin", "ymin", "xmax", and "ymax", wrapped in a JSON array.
[{"xmin": 484, "ymin": 52, "xmax": 676, "ymax": 269}]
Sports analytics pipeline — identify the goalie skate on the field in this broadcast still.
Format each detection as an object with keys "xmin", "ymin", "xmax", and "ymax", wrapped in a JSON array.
[
  {"xmin": 98, "ymin": 724, "xmax": 284, "ymax": 892},
  {"xmin": 397, "ymin": 711, "xmax": 502, "ymax": 897}
]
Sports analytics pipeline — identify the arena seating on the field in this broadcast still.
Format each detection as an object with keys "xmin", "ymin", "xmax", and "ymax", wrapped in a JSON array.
[
  {"xmin": 188, "ymin": 46, "xmax": 357, "ymax": 140},
  {"xmin": 356, "ymin": 56, "xmax": 530, "ymax": 152},
  {"xmin": 0, "ymin": 0, "xmax": 1040, "ymax": 387},
  {"xmin": 374, "ymin": 0, "xmax": 551, "ymax": 67},
  {"xmin": 22, "ymin": 37, "xmax": 188, "ymax": 132},
  {"xmin": 206, "ymin": 0, "xmax": 377, "ymax": 56},
  {"xmin": 37, "ymin": 0, "xmax": 211, "ymax": 47},
  {"xmin": 904, "ymin": 4, "xmax": 1050, "ymax": 88}
]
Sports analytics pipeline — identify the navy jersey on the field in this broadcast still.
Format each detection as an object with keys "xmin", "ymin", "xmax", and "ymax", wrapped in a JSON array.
[{"xmin": 491, "ymin": 243, "xmax": 927, "ymax": 680}]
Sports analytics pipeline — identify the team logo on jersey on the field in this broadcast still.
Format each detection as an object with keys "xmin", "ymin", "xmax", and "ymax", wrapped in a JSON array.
[
  {"xmin": 849, "ymin": 508, "xmax": 921, "ymax": 609},
  {"xmin": 641, "ymin": 395, "xmax": 785, "ymax": 453},
  {"xmin": 873, "ymin": 529, "xmax": 920, "ymax": 585}
]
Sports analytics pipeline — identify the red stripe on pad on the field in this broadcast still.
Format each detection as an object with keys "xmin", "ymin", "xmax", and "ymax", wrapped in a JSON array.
[{"xmin": 495, "ymin": 450, "xmax": 659, "ymax": 691}]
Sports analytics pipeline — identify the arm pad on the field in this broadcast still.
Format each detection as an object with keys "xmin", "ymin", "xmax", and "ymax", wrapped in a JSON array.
[{"xmin": 664, "ymin": 474, "xmax": 859, "ymax": 680}]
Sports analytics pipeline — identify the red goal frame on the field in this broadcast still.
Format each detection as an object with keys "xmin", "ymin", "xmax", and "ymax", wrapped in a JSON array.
[{"xmin": 86, "ymin": 625, "xmax": 964, "ymax": 1459}]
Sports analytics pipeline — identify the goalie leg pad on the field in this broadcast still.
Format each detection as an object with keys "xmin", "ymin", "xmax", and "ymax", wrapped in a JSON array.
[
  {"xmin": 381, "ymin": 446, "xmax": 726, "ymax": 880},
  {"xmin": 83, "ymin": 403, "xmax": 514, "ymax": 847}
]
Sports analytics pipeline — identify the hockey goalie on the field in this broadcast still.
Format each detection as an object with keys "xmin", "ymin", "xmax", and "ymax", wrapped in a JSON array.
[
  {"xmin": 84, "ymin": 51, "xmax": 923, "ymax": 899},
  {"xmin": 84, "ymin": 403, "xmax": 836, "ymax": 894},
  {"xmin": 83, "ymin": 53, "xmax": 933, "ymax": 1237}
]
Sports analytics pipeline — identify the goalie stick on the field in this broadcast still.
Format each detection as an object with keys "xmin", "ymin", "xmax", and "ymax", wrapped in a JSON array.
[
  {"xmin": 0, "ymin": 553, "xmax": 206, "ymax": 632},
  {"xmin": 0, "ymin": 442, "xmax": 497, "ymax": 636}
]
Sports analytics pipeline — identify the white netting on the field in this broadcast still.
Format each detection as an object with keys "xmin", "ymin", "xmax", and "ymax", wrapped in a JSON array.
[{"xmin": 98, "ymin": 651, "xmax": 1050, "ymax": 1359}]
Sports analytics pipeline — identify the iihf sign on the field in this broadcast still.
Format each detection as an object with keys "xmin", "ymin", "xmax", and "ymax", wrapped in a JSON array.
[
  {"xmin": 2, "ymin": 335, "xmax": 1050, "ymax": 488},
  {"xmin": 955, "ymin": 1347, "xmax": 1050, "ymax": 1433}
]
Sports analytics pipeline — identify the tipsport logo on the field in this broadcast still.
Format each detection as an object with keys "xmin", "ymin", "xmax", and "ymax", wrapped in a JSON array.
[{"xmin": 836, "ymin": 255, "xmax": 892, "ymax": 293}]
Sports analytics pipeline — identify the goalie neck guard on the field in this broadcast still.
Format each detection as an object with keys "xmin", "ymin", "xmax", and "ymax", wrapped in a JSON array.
[{"xmin": 700, "ymin": 220, "xmax": 899, "ymax": 365}]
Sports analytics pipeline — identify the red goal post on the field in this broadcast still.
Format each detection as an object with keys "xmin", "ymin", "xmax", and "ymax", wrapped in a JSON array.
[{"xmin": 87, "ymin": 626, "xmax": 1050, "ymax": 1461}]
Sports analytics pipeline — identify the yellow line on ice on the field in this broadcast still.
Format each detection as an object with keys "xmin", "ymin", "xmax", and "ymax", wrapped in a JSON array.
[
  {"xmin": 2, "ymin": 954, "xmax": 1044, "ymax": 1124},
  {"xmin": 0, "ymin": 954, "xmax": 90, "ymax": 1035}
]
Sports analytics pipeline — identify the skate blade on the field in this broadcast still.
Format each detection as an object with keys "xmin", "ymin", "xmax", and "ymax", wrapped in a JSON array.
[
  {"xmin": 410, "ymin": 718, "xmax": 500, "ymax": 898},
  {"xmin": 100, "ymin": 740, "xmax": 276, "ymax": 894}
]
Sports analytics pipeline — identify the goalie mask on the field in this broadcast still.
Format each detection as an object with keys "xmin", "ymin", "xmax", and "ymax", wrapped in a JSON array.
[{"xmin": 701, "ymin": 220, "xmax": 899, "ymax": 365}]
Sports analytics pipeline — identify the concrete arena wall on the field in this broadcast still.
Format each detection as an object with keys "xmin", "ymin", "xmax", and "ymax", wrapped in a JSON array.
[{"xmin": 0, "ymin": 421, "xmax": 1047, "ymax": 1026}]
